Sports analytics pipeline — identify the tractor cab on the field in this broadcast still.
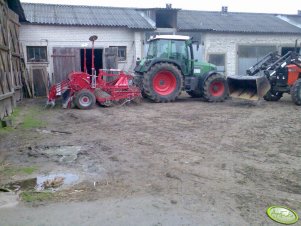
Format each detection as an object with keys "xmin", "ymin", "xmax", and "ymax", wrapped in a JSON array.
[
  {"xmin": 135, "ymin": 35, "xmax": 216, "ymax": 77},
  {"xmin": 144, "ymin": 35, "xmax": 192, "ymax": 75}
]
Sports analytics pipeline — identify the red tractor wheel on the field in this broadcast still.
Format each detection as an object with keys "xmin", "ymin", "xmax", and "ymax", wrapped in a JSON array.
[
  {"xmin": 143, "ymin": 63, "xmax": 183, "ymax": 102},
  {"xmin": 74, "ymin": 89, "xmax": 96, "ymax": 109},
  {"xmin": 153, "ymin": 70, "xmax": 177, "ymax": 96},
  {"xmin": 203, "ymin": 73, "xmax": 228, "ymax": 102}
]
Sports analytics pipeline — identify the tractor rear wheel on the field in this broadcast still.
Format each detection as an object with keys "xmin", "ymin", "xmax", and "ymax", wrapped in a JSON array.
[
  {"xmin": 291, "ymin": 78, "xmax": 301, "ymax": 105},
  {"xmin": 133, "ymin": 74, "xmax": 148, "ymax": 98},
  {"xmin": 143, "ymin": 63, "xmax": 183, "ymax": 102},
  {"xmin": 74, "ymin": 89, "xmax": 96, "ymax": 109},
  {"xmin": 186, "ymin": 90, "xmax": 202, "ymax": 98},
  {"xmin": 203, "ymin": 73, "xmax": 228, "ymax": 102},
  {"xmin": 263, "ymin": 90, "xmax": 283, "ymax": 101}
]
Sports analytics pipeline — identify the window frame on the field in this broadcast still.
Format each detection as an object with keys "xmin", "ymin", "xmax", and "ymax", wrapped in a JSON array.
[
  {"xmin": 109, "ymin": 46, "xmax": 127, "ymax": 62},
  {"xmin": 26, "ymin": 46, "xmax": 48, "ymax": 63},
  {"xmin": 208, "ymin": 53, "xmax": 226, "ymax": 73}
]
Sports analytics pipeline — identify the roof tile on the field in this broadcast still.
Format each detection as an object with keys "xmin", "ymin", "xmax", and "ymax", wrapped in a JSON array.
[
  {"xmin": 22, "ymin": 3, "xmax": 155, "ymax": 30},
  {"xmin": 178, "ymin": 10, "xmax": 301, "ymax": 34}
]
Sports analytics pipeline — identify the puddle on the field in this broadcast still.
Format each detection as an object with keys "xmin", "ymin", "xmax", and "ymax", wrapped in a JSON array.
[
  {"xmin": 4, "ymin": 178, "xmax": 37, "ymax": 192},
  {"xmin": 36, "ymin": 173, "xmax": 79, "ymax": 191},
  {"xmin": 1, "ymin": 173, "xmax": 79, "ymax": 192}
]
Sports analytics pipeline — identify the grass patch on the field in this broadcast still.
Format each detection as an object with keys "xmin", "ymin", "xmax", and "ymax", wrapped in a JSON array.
[
  {"xmin": 0, "ymin": 107, "xmax": 21, "ymax": 132},
  {"xmin": 20, "ymin": 107, "xmax": 46, "ymax": 129},
  {"xmin": 20, "ymin": 191, "xmax": 53, "ymax": 202},
  {"xmin": 21, "ymin": 114, "xmax": 45, "ymax": 128},
  {"xmin": 10, "ymin": 107, "xmax": 21, "ymax": 119},
  {"xmin": 0, "ymin": 126, "xmax": 14, "ymax": 134},
  {"xmin": 0, "ymin": 106, "xmax": 46, "ymax": 131},
  {"xmin": 0, "ymin": 164, "xmax": 37, "ymax": 177}
]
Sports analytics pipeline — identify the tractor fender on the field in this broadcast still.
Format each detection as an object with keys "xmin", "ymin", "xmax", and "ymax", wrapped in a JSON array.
[
  {"xmin": 143, "ymin": 59, "xmax": 184, "ymax": 74},
  {"xmin": 199, "ymin": 70, "xmax": 220, "ymax": 87}
]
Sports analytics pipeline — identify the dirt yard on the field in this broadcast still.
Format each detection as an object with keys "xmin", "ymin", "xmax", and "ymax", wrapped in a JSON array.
[{"xmin": 0, "ymin": 94, "xmax": 300, "ymax": 226}]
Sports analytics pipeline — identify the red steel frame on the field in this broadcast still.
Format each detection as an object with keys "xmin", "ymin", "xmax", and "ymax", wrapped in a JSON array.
[
  {"xmin": 47, "ymin": 35, "xmax": 141, "ymax": 108},
  {"xmin": 47, "ymin": 70, "xmax": 141, "ymax": 107}
]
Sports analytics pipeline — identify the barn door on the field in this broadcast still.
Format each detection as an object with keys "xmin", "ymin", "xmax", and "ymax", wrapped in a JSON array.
[
  {"xmin": 103, "ymin": 47, "xmax": 118, "ymax": 69},
  {"xmin": 30, "ymin": 66, "xmax": 48, "ymax": 97},
  {"xmin": 238, "ymin": 45, "xmax": 276, "ymax": 75},
  {"xmin": 103, "ymin": 47, "xmax": 118, "ymax": 82},
  {"xmin": 52, "ymin": 48, "xmax": 80, "ymax": 83}
]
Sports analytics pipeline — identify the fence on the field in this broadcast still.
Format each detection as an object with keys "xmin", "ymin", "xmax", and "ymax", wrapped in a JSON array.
[{"xmin": 0, "ymin": 0, "xmax": 24, "ymax": 120}]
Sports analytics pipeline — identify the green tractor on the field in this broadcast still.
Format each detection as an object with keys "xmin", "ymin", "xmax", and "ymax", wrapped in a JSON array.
[{"xmin": 134, "ymin": 35, "xmax": 228, "ymax": 102}]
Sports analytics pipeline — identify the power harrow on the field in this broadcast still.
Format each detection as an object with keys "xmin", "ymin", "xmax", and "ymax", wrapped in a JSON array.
[
  {"xmin": 46, "ymin": 35, "xmax": 141, "ymax": 109},
  {"xmin": 47, "ymin": 69, "xmax": 141, "ymax": 109}
]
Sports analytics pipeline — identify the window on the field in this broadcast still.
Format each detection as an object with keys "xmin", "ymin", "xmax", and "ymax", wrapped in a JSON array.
[
  {"xmin": 208, "ymin": 53, "xmax": 225, "ymax": 73},
  {"xmin": 238, "ymin": 45, "xmax": 276, "ymax": 75},
  {"xmin": 110, "ymin": 46, "xmax": 127, "ymax": 61},
  {"xmin": 171, "ymin": 40, "xmax": 188, "ymax": 60},
  {"xmin": 27, "ymin": 46, "xmax": 47, "ymax": 62}
]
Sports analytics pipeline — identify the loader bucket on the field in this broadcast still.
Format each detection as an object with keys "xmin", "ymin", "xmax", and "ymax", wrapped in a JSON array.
[{"xmin": 227, "ymin": 75, "xmax": 271, "ymax": 101}]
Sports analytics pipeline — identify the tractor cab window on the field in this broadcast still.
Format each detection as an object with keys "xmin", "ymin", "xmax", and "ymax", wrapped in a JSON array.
[
  {"xmin": 146, "ymin": 39, "xmax": 169, "ymax": 59},
  {"xmin": 146, "ymin": 41, "xmax": 156, "ymax": 59},
  {"xmin": 157, "ymin": 40, "xmax": 169, "ymax": 58},
  {"xmin": 171, "ymin": 40, "xmax": 188, "ymax": 61}
]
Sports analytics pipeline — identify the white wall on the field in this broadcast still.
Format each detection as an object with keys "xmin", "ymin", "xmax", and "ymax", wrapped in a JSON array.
[
  {"xmin": 20, "ymin": 24, "xmax": 144, "ymax": 79},
  {"xmin": 203, "ymin": 33, "xmax": 301, "ymax": 76}
]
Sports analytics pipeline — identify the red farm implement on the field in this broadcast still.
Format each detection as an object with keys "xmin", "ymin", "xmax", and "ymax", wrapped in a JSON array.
[{"xmin": 47, "ymin": 35, "xmax": 141, "ymax": 109}]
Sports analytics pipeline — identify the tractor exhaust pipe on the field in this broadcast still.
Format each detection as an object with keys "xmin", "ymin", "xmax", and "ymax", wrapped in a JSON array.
[{"xmin": 227, "ymin": 75, "xmax": 271, "ymax": 100}]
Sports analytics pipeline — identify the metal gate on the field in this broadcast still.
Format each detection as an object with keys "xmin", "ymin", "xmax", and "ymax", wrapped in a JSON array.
[{"xmin": 52, "ymin": 47, "xmax": 80, "ymax": 83}]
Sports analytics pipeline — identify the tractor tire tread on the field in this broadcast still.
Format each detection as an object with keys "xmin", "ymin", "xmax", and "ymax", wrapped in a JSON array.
[
  {"xmin": 291, "ymin": 78, "xmax": 301, "ymax": 106},
  {"xmin": 74, "ymin": 89, "xmax": 96, "ymax": 110},
  {"xmin": 142, "ymin": 63, "xmax": 183, "ymax": 103},
  {"xmin": 203, "ymin": 73, "xmax": 228, "ymax": 102}
]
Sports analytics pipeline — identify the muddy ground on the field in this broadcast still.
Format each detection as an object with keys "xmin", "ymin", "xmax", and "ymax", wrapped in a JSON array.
[{"xmin": 0, "ymin": 94, "xmax": 300, "ymax": 226}]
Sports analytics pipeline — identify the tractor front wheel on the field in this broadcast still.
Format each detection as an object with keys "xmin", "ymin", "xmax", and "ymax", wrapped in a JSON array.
[
  {"xmin": 203, "ymin": 73, "xmax": 228, "ymax": 102},
  {"xmin": 263, "ymin": 90, "xmax": 283, "ymax": 101},
  {"xmin": 291, "ymin": 78, "xmax": 301, "ymax": 106},
  {"xmin": 143, "ymin": 63, "xmax": 183, "ymax": 102},
  {"xmin": 74, "ymin": 89, "xmax": 96, "ymax": 109}
]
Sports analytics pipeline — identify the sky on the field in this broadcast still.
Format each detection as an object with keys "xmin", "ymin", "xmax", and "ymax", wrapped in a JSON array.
[{"xmin": 20, "ymin": 0, "xmax": 301, "ymax": 15}]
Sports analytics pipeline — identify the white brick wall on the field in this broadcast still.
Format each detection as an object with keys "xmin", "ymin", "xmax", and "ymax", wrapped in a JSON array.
[
  {"xmin": 203, "ymin": 33, "xmax": 301, "ymax": 76},
  {"xmin": 20, "ymin": 24, "xmax": 144, "ymax": 79}
]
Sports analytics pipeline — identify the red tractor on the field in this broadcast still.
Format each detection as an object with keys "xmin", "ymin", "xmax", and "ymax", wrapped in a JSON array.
[
  {"xmin": 227, "ymin": 45, "xmax": 301, "ymax": 105},
  {"xmin": 47, "ymin": 36, "xmax": 141, "ymax": 109}
]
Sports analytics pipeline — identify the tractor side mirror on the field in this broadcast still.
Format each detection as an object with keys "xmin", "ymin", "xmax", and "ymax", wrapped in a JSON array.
[{"xmin": 136, "ymin": 57, "xmax": 141, "ymax": 66}]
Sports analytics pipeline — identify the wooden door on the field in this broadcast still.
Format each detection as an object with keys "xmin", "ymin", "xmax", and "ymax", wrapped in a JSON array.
[
  {"xmin": 103, "ymin": 47, "xmax": 118, "ymax": 69},
  {"xmin": 52, "ymin": 48, "xmax": 80, "ymax": 83},
  {"xmin": 30, "ymin": 66, "xmax": 48, "ymax": 97}
]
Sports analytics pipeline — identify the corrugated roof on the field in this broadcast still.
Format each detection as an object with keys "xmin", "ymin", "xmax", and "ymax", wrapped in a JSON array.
[
  {"xmin": 21, "ymin": 3, "xmax": 155, "ymax": 30},
  {"xmin": 178, "ymin": 10, "xmax": 301, "ymax": 34},
  {"xmin": 281, "ymin": 15, "xmax": 301, "ymax": 28}
]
